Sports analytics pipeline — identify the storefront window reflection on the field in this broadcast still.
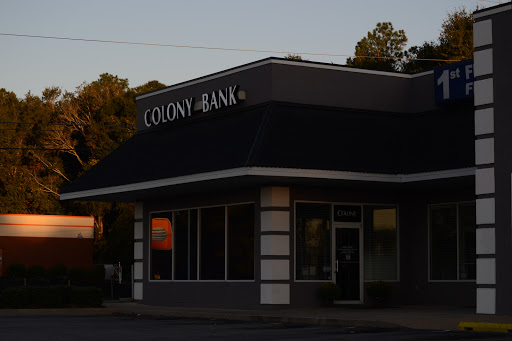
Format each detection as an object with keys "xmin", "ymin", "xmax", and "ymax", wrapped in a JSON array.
[
  {"xmin": 295, "ymin": 203, "xmax": 332, "ymax": 280},
  {"xmin": 149, "ymin": 204, "xmax": 254, "ymax": 281},
  {"xmin": 363, "ymin": 206, "xmax": 398, "ymax": 281}
]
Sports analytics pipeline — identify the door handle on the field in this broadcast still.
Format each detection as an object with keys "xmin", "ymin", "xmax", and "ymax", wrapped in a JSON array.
[{"xmin": 336, "ymin": 260, "xmax": 339, "ymax": 272}]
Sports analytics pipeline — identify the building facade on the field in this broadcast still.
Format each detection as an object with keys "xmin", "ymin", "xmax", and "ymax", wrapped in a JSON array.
[
  {"xmin": 60, "ymin": 3, "xmax": 512, "ymax": 314},
  {"xmin": 0, "ymin": 214, "xmax": 94, "ymax": 277}
]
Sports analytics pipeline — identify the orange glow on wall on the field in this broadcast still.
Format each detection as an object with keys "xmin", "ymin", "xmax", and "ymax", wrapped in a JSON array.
[{"xmin": 151, "ymin": 218, "xmax": 172, "ymax": 250}]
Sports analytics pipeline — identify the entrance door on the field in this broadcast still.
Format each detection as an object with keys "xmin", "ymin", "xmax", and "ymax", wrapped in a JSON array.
[{"xmin": 335, "ymin": 228, "xmax": 360, "ymax": 301}]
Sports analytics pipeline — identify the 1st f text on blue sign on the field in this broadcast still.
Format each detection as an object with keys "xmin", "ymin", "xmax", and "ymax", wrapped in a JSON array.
[{"xmin": 435, "ymin": 60, "xmax": 474, "ymax": 104}]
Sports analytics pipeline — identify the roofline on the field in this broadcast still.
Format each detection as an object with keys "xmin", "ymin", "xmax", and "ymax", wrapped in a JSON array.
[
  {"xmin": 60, "ymin": 166, "xmax": 475, "ymax": 201},
  {"xmin": 136, "ymin": 57, "xmax": 433, "ymax": 100},
  {"xmin": 474, "ymin": 2, "xmax": 512, "ymax": 19}
]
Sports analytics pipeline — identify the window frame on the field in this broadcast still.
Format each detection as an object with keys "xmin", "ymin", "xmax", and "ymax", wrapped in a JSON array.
[
  {"xmin": 148, "ymin": 202, "xmax": 255, "ymax": 283},
  {"xmin": 293, "ymin": 200, "xmax": 400, "ymax": 283},
  {"xmin": 428, "ymin": 201, "xmax": 476, "ymax": 282}
]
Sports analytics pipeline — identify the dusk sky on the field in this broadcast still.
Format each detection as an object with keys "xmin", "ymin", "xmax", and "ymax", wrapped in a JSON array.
[{"xmin": 0, "ymin": 0, "xmax": 501, "ymax": 97}]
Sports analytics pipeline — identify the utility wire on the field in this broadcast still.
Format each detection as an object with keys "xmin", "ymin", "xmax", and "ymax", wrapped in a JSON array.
[
  {"xmin": 0, "ymin": 32, "xmax": 462, "ymax": 63},
  {"xmin": 0, "ymin": 121, "xmax": 133, "ymax": 128}
]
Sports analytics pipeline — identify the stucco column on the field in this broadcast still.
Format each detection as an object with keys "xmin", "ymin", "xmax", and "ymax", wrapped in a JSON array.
[
  {"xmin": 473, "ymin": 18, "xmax": 496, "ymax": 315},
  {"xmin": 259, "ymin": 187, "xmax": 291, "ymax": 305},
  {"xmin": 133, "ymin": 202, "xmax": 144, "ymax": 300}
]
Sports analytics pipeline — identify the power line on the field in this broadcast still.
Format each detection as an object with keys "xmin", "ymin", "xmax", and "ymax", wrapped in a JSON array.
[
  {"xmin": 0, "ymin": 32, "xmax": 462, "ymax": 63},
  {"xmin": 0, "ymin": 121, "xmax": 133, "ymax": 127}
]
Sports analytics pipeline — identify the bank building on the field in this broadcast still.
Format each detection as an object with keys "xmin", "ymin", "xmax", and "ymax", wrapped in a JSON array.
[{"xmin": 61, "ymin": 4, "xmax": 512, "ymax": 314}]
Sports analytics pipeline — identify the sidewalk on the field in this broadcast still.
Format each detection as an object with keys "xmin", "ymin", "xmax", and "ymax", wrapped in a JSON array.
[
  {"xmin": 102, "ymin": 301, "xmax": 512, "ymax": 331},
  {"xmin": 1, "ymin": 301, "xmax": 512, "ymax": 332}
]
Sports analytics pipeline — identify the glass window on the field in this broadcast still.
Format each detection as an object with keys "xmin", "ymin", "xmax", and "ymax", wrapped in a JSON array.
[
  {"xmin": 430, "ymin": 202, "xmax": 476, "ymax": 280},
  {"xmin": 363, "ymin": 206, "xmax": 398, "ymax": 281},
  {"xmin": 227, "ymin": 204, "xmax": 255, "ymax": 280},
  {"xmin": 200, "ymin": 206, "xmax": 226, "ymax": 280},
  {"xmin": 295, "ymin": 203, "xmax": 331, "ymax": 280},
  {"xmin": 149, "ymin": 204, "xmax": 254, "ymax": 281},
  {"xmin": 174, "ymin": 209, "xmax": 198, "ymax": 280},
  {"xmin": 150, "ymin": 212, "xmax": 173, "ymax": 280}
]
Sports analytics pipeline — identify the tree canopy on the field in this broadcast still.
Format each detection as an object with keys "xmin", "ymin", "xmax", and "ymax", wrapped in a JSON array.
[
  {"xmin": 402, "ymin": 7, "xmax": 474, "ymax": 73},
  {"xmin": 346, "ymin": 22, "xmax": 407, "ymax": 72},
  {"xmin": 0, "ymin": 76, "xmax": 166, "ymax": 264},
  {"xmin": 347, "ymin": 8, "xmax": 474, "ymax": 73}
]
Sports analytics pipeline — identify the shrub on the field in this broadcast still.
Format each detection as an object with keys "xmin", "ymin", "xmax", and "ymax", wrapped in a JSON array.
[
  {"xmin": 0, "ymin": 287, "xmax": 29, "ymax": 308},
  {"xmin": 48, "ymin": 264, "xmax": 67, "ymax": 279},
  {"xmin": 366, "ymin": 281, "xmax": 392, "ymax": 299},
  {"xmin": 69, "ymin": 268, "xmax": 87, "ymax": 282},
  {"xmin": 8, "ymin": 263, "xmax": 26, "ymax": 279},
  {"xmin": 0, "ymin": 286, "xmax": 102, "ymax": 308},
  {"xmin": 317, "ymin": 282, "xmax": 341, "ymax": 302},
  {"xmin": 70, "ymin": 286, "xmax": 103, "ymax": 307},
  {"xmin": 27, "ymin": 265, "xmax": 46, "ymax": 279},
  {"xmin": 88, "ymin": 265, "xmax": 106, "ymax": 284}
]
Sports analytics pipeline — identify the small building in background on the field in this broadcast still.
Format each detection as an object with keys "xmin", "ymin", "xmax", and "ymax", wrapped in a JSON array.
[{"xmin": 0, "ymin": 214, "xmax": 94, "ymax": 277}]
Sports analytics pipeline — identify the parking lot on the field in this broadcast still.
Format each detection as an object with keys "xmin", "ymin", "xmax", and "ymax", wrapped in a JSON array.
[{"xmin": 0, "ymin": 315, "xmax": 509, "ymax": 341}]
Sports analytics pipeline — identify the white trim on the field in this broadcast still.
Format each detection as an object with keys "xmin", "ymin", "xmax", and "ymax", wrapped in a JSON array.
[
  {"xmin": 133, "ymin": 282, "xmax": 143, "ymax": 300},
  {"xmin": 475, "ymin": 168, "xmax": 495, "ymax": 195},
  {"xmin": 474, "ymin": 78, "xmax": 494, "ymax": 106},
  {"xmin": 476, "ymin": 198, "xmax": 496, "ymax": 225},
  {"xmin": 474, "ymin": 5, "xmax": 512, "ymax": 19},
  {"xmin": 474, "ymin": 49, "xmax": 493, "ymax": 77},
  {"xmin": 475, "ymin": 138, "xmax": 494, "ymax": 165},
  {"xmin": 477, "ymin": 258, "xmax": 496, "ymax": 285},
  {"xmin": 261, "ymin": 259, "xmax": 290, "ymax": 280},
  {"xmin": 476, "ymin": 228, "xmax": 495, "ymax": 255},
  {"xmin": 477, "ymin": 288, "xmax": 496, "ymax": 314},
  {"xmin": 134, "ymin": 221, "xmax": 143, "ymax": 240},
  {"xmin": 475, "ymin": 108, "xmax": 494, "ymax": 136},
  {"xmin": 261, "ymin": 211, "xmax": 290, "ymax": 232},
  {"xmin": 136, "ymin": 59, "xmax": 427, "ymax": 100},
  {"xmin": 260, "ymin": 283, "xmax": 290, "ymax": 305},
  {"xmin": 474, "ymin": 20, "xmax": 493, "ymax": 47},
  {"xmin": 61, "ymin": 167, "xmax": 476, "ymax": 200}
]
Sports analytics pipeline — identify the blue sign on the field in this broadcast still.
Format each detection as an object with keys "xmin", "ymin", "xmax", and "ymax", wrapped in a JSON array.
[{"xmin": 434, "ymin": 60, "xmax": 474, "ymax": 104}]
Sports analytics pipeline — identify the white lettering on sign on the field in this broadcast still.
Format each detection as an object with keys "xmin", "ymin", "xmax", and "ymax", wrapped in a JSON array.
[
  {"xmin": 201, "ymin": 85, "xmax": 240, "ymax": 113},
  {"xmin": 435, "ymin": 62, "xmax": 474, "ymax": 102},
  {"xmin": 145, "ymin": 85, "xmax": 243, "ymax": 128}
]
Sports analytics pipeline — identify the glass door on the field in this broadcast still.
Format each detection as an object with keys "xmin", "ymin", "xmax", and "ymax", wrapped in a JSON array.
[{"xmin": 335, "ymin": 227, "xmax": 361, "ymax": 301}]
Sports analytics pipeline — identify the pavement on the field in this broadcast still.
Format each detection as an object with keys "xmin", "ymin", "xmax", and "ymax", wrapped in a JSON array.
[{"xmin": 2, "ymin": 300, "xmax": 512, "ymax": 332}]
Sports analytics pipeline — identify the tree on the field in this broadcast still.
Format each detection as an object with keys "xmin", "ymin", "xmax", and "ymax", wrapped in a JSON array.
[
  {"xmin": 402, "ymin": 7, "xmax": 474, "ymax": 73},
  {"xmin": 284, "ymin": 53, "xmax": 303, "ymax": 61},
  {"xmin": 0, "ymin": 75, "xmax": 166, "ymax": 264},
  {"xmin": 346, "ymin": 22, "xmax": 407, "ymax": 72}
]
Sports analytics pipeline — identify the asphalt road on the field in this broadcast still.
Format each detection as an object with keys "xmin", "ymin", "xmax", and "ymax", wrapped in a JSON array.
[{"xmin": 0, "ymin": 315, "xmax": 509, "ymax": 340}]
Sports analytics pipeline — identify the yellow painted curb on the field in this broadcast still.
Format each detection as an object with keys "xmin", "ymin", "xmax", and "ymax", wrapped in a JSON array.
[{"xmin": 458, "ymin": 322, "xmax": 512, "ymax": 333}]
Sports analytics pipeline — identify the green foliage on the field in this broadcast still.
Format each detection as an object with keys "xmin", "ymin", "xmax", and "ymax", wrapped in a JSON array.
[
  {"xmin": 48, "ymin": 263, "xmax": 67, "ymax": 279},
  {"xmin": 88, "ymin": 264, "xmax": 106, "ymax": 284},
  {"xmin": 346, "ymin": 22, "xmax": 407, "ymax": 72},
  {"xmin": 402, "ymin": 7, "xmax": 474, "ymax": 73},
  {"xmin": 284, "ymin": 53, "xmax": 303, "ymax": 61},
  {"xmin": 69, "ymin": 267, "xmax": 87, "ymax": 282},
  {"xmin": 69, "ymin": 286, "xmax": 103, "ymax": 307},
  {"xmin": 0, "ymin": 74, "xmax": 162, "ymax": 267},
  {"xmin": 8, "ymin": 263, "xmax": 26, "ymax": 278},
  {"xmin": 0, "ymin": 286, "xmax": 103, "ymax": 308},
  {"xmin": 317, "ymin": 282, "xmax": 341, "ymax": 302},
  {"xmin": 366, "ymin": 281, "xmax": 392, "ymax": 298},
  {"xmin": 27, "ymin": 265, "xmax": 46, "ymax": 279}
]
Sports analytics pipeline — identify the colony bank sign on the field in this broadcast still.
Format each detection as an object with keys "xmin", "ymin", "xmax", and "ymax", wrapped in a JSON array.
[{"xmin": 143, "ymin": 85, "xmax": 245, "ymax": 127}]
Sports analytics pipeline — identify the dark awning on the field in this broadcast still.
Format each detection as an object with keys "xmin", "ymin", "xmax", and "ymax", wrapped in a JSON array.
[{"xmin": 60, "ymin": 102, "xmax": 474, "ymax": 202}]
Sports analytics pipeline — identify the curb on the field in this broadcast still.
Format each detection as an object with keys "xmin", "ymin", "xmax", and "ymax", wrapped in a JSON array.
[
  {"xmin": 458, "ymin": 322, "xmax": 512, "ymax": 333},
  {"xmin": 110, "ymin": 309, "xmax": 403, "ymax": 329}
]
